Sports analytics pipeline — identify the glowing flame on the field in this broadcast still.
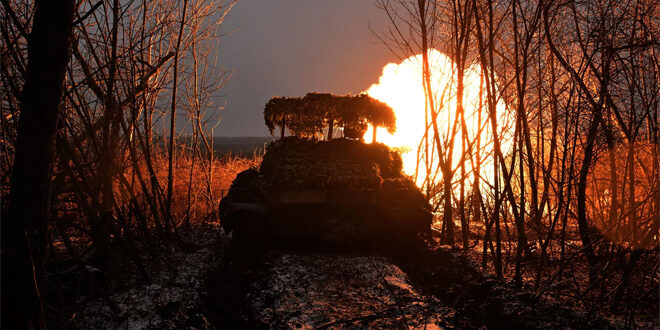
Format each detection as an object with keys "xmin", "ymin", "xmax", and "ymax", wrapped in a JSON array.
[{"xmin": 364, "ymin": 49, "xmax": 513, "ymax": 189}]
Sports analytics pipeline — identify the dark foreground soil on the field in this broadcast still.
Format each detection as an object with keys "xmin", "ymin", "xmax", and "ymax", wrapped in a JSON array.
[
  {"xmin": 392, "ymin": 247, "xmax": 619, "ymax": 329},
  {"xmin": 208, "ymin": 250, "xmax": 460, "ymax": 328},
  {"xmin": 72, "ymin": 226, "xmax": 629, "ymax": 329},
  {"xmin": 207, "ymin": 241, "xmax": 621, "ymax": 329}
]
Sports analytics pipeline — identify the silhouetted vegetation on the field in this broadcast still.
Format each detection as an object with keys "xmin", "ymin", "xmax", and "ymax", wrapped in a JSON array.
[
  {"xmin": 1, "ymin": 0, "xmax": 238, "ymax": 327},
  {"xmin": 0, "ymin": 0, "xmax": 657, "ymax": 328},
  {"xmin": 375, "ymin": 0, "xmax": 658, "ymax": 326}
]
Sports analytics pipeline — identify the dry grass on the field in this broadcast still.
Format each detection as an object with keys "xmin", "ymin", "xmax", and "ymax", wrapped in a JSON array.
[
  {"xmin": 147, "ymin": 150, "xmax": 262, "ymax": 226},
  {"xmin": 46, "ymin": 149, "xmax": 261, "ymax": 254}
]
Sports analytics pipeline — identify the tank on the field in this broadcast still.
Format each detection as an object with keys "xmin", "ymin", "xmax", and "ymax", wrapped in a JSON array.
[{"xmin": 219, "ymin": 137, "xmax": 433, "ymax": 252}]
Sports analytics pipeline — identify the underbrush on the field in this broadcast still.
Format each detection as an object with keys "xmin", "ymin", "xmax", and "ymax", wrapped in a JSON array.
[
  {"xmin": 37, "ymin": 151, "xmax": 261, "ymax": 327},
  {"xmin": 452, "ymin": 225, "xmax": 659, "ymax": 328}
]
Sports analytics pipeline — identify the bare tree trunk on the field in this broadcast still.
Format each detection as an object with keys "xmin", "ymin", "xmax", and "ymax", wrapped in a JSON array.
[
  {"xmin": 575, "ymin": 109, "xmax": 602, "ymax": 283},
  {"xmin": 1, "ymin": 0, "xmax": 74, "ymax": 327},
  {"xmin": 542, "ymin": 0, "xmax": 601, "ymax": 283},
  {"xmin": 515, "ymin": 126, "xmax": 525, "ymax": 289},
  {"xmin": 441, "ymin": 167, "xmax": 455, "ymax": 245},
  {"xmin": 327, "ymin": 119, "xmax": 334, "ymax": 140},
  {"xmin": 460, "ymin": 137, "xmax": 468, "ymax": 250},
  {"xmin": 494, "ymin": 156, "xmax": 503, "ymax": 278},
  {"xmin": 472, "ymin": 0, "xmax": 505, "ymax": 277},
  {"xmin": 166, "ymin": 0, "xmax": 189, "ymax": 230}
]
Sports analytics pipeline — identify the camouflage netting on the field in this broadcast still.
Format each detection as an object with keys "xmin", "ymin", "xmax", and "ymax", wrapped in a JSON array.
[
  {"xmin": 220, "ymin": 167, "xmax": 265, "ymax": 203},
  {"xmin": 260, "ymin": 137, "xmax": 402, "ymax": 189},
  {"xmin": 219, "ymin": 137, "xmax": 430, "ymax": 251}
]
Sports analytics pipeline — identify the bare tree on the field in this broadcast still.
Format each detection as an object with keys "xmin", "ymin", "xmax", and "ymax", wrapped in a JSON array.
[{"xmin": 2, "ymin": 0, "xmax": 75, "ymax": 327}]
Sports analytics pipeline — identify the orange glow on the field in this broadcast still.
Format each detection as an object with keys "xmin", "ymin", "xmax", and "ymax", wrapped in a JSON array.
[{"xmin": 364, "ymin": 49, "xmax": 513, "ymax": 189}]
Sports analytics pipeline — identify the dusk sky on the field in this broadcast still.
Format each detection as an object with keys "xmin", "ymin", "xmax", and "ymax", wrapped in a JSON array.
[{"xmin": 216, "ymin": 0, "xmax": 398, "ymax": 136}]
